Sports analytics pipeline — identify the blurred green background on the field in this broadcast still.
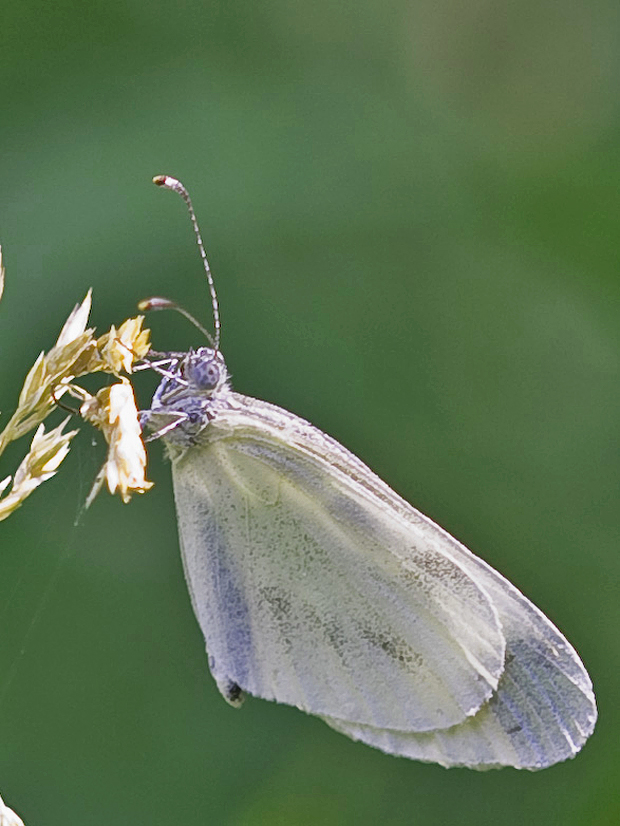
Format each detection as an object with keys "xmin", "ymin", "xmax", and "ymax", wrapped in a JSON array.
[{"xmin": 0, "ymin": 1, "xmax": 618, "ymax": 824}]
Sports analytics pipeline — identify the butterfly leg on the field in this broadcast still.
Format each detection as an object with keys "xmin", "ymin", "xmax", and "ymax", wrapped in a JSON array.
[{"xmin": 140, "ymin": 410, "xmax": 190, "ymax": 441}]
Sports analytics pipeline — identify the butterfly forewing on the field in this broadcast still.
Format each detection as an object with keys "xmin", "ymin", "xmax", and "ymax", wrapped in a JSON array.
[{"xmin": 171, "ymin": 394, "xmax": 507, "ymax": 733}]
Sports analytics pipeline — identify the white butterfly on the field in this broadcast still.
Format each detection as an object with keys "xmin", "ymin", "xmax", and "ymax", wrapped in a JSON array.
[{"xmin": 140, "ymin": 175, "xmax": 596, "ymax": 770}]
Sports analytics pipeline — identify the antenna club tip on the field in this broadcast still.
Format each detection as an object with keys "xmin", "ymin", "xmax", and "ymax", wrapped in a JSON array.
[
  {"xmin": 153, "ymin": 174, "xmax": 183, "ymax": 191},
  {"xmin": 138, "ymin": 296, "xmax": 177, "ymax": 312}
]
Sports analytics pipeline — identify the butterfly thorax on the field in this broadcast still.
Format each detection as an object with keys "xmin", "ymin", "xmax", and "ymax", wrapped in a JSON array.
[{"xmin": 142, "ymin": 346, "xmax": 232, "ymax": 444}]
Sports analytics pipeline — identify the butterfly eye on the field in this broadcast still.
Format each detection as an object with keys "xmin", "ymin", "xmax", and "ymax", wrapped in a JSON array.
[{"xmin": 186, "ymin": 358, "xmax": 221, "ymax": 390}]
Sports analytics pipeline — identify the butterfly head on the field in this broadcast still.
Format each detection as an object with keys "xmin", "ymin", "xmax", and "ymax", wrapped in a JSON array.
[
  {"xmin": 143, "ymin": 347, "xmax": 231, "ymax": 443},
  {"xmin": 181, "ymin": 347, "xmax": 229, "ymax": 393}
]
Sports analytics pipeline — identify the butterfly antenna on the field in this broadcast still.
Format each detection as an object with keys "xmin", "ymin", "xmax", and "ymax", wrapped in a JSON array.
[
  {"xmin": 153, "ymin": 175, "xmax": 221, "ymax": 351},
  {"xmin": 137, "ymin": 296, "xmax": 216, "ymax": 347}
]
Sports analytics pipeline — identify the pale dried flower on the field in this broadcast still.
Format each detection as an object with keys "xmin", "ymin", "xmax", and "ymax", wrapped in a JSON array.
[
  {"xmin": 81, "ymin": 379, "xmax": 153, "ymax": 505},
  {"xmin": 1, "ymin": 285, "xmax": 153, "ymax": 508},
  {"xmin": 0, "ymin": 794, "xmax": 25, "ymax": 826},
  {"xmin": 95, "ymin": 315, "xmax": 151, "ymax": 374}
]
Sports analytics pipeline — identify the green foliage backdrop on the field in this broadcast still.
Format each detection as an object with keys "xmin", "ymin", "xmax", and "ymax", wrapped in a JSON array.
[{"xmin": 0, "ymin": 2, "xmax": 618, "ymax": 823}]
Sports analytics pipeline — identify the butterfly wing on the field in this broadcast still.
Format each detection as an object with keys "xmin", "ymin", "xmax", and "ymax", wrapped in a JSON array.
[{"xmin": 169, "ymin": 394, "xmax": 595, "ymax": 766}]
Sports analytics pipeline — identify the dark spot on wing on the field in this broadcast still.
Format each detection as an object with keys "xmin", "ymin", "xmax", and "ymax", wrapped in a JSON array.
[
  {"xmin": 258, "ymin": 585, "xmax": 352, "ymax": 667},
  {"xmin": 260, "ymin": 586, "xmax": 292, "ymax": 624},
  {"xmin": 358, "ymin": 626, "xmax": 424, "ymax": 670}
]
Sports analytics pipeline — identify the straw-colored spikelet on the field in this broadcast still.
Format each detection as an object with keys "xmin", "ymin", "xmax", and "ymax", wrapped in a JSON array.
[
  {"xmin": 1, "ymin": 282, "xmax": 153, "ymax": 517},
  {"xmin": 0, "ymin": 419, "xmax": 77, "ymax": 521}
]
